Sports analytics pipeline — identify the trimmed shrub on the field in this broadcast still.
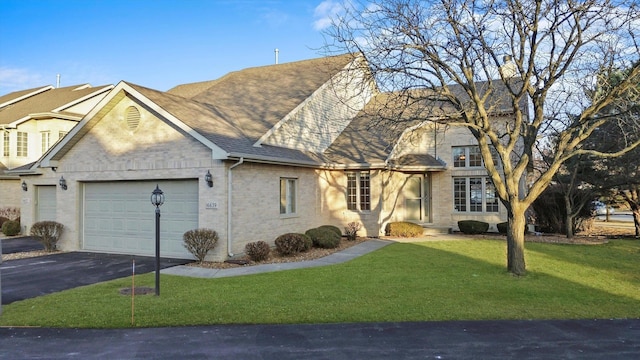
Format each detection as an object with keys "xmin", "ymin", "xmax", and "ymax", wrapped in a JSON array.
[
  {"xmin": 275, "ymin": 233, "xmax": 311, "ymax": 255},
  {"xmin": 458, "ymin": 220, "xmax": 489, "ymax": 234},
  {"xmin": 245, "ymin": 241, "xmax": 271, "ymax": 262},
  {"xmin": 0, "ymin": 216, "xmax": 9, "ymax": 228},
  {"xmin": 344, "ymin": 222, "xmax": 362, "ymax": 241},
  {"xmin": 318, "ymin": 225, "xmax": 342, "ymax": 237},
  {"xmin": 30, "ymin": 221, "xmax": 64, "ymax": 252},
  {"xmin": 496, "ymin": 221, "xmax": 530, "ymax": 235},
  {"xmin": 384, "ymin": 222, "xmax": 424, "ymax": 237},
  {"xmin": 305, "ymin": 227, "xmax": 341, "ymax": 249},
  {"xmin": 1, "ymin": 220, "xmax": 21, "ymax": 236},
  {"xmin": 183, "ymin": 228, "xmax": 219, "ymax": 263},
  {"xmin": 497, "ymin": 222, "xmax": 508, "ymax": 234}
]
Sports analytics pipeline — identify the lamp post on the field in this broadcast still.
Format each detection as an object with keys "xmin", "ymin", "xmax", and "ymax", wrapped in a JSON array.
[{"xmin": 150, "ymin": 185, "xmax": 164, "ymax": 296}]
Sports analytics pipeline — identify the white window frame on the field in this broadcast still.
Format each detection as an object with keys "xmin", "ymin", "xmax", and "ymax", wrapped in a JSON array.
[
  {"xmin": 280, "ymin": 178, "xmax": 297, "ymax": 215},
  {"xmin": 346, "ymin": 171, "xmax": 371, "ymax": 211},
  {"xmin": 453, "ymin": 145, "xmax": 499, "ymax": 168},
  {"xmin": 453, "ymin": 176, "xmax": 499, "ymax": 213},
  {"xmin": 2, "ymin": 131, "xmax": 9, "ymax": 157},
  {"xmin": 41, "ymin": 131, "xmax": 51, "ymax": 153},
  {"xmin": 16, "ymin": 131, "xmax": 28, "ymax": 157}
]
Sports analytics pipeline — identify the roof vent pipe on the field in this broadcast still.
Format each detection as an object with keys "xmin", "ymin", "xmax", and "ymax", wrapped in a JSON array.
[
  {"xmin": 274, "ymin": 48, "xmax": 279, "ymax": 64},
  {"xmin": 56, "ymin": 74, "xmax": 60, "ymax": 88}
]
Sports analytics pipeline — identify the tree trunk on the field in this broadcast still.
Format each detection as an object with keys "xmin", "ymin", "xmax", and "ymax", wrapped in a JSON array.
[
  {"xmin": 564, "ymin": 194, "xmax": 574, "ymax": 239},
  {"xmin": 506, "ymin": 204, "xmax": 527, "ymax": 276},
  {"xmin": 633, "ymin": 209, "xmax": 640, "ymax": 238}
]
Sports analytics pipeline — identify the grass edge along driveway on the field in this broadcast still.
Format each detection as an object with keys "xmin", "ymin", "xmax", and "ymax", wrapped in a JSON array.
[{"xmin": 1, "ymin": 239, "xmax": 639, "ymax": 328}]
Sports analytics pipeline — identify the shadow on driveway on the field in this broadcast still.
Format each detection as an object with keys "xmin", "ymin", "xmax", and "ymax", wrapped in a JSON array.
[
  {"xmin": 1, "ymin": 251, "xmax": 190, "ymax": 304},
  {"xmin": 1, "ymin": 236, "xmax": 44, "ymax": 254}
]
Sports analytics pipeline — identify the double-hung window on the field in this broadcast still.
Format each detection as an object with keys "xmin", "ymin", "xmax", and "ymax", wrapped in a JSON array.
[
  {"xmin": 41, "ymin": 131, "xmax": 51, "ymax": 153},
  {"xmin": 280, "ymin": 178, "xmax": 297, "ymax": 215},
  {"xmin": 346, "ymin": 171, "xmax": 370, "ymax": 211},
  {"xmin": 453, "ymin": 177, "xmax": 499, "ymax": 213},
  {"xmin": 453, "ymin": 146, "xmax": 482, "ymax": 167},
  {"xmin": 453, "ymin": 145, "xmax": 500, "ymax": 169},
  {"xmin": 2, "ymin": 132, "xmax": 9, "ymax": 157},
  {"xmin": 16, "ymin": 132, "xmax": 28, "ymax": 157}
]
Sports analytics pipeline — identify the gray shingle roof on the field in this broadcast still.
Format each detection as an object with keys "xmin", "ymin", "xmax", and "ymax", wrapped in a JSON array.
[
  {"xmin": 132, "ymin": 55, "xmax": 356, "ymax": 163},
  {"xmin": 0, "ymin": 84, "xmax": 112, "ymax": 125}
]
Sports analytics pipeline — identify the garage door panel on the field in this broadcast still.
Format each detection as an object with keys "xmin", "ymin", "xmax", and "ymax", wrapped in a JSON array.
[{"xmin": 83, "ymin": 180, "xmax": 198, "ymax": 259}]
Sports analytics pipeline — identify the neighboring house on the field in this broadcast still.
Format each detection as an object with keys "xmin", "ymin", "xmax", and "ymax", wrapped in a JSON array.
[
  {"xmin": 0, "ymin": 84, "xmax": 113, "ymax": 209},
  {"xmin": 14, "ymin": 54, "xmax": 519, "ymax": 261}
]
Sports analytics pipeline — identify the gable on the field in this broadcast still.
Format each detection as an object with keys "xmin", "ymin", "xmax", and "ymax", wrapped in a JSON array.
[
  {"xmin": 56, "ymin": 93, "xmax": 214, "ymax": 173},
  {"xmin": 257, "ymin": 56, "xmax": 376, "ymax": 153}
]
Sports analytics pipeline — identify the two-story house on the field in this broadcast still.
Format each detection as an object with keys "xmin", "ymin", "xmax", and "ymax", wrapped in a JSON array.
[
  {"xmin": 15, "ymin": 54, "xmax": 519, "ymax": 261},
  {"xmin": 0, "ymin": 84, "xmax": 113, "ymax": 208}
]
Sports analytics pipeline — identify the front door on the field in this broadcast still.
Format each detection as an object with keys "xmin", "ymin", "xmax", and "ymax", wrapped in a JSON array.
[{"xmin": 405, "ymin": 174, "xmax": 431, "ymax": 222}]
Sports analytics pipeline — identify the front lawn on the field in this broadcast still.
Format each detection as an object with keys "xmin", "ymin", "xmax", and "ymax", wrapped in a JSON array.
[{"xmin": 1, "ymin": 239, "xmax": 639, "ymax": 328}]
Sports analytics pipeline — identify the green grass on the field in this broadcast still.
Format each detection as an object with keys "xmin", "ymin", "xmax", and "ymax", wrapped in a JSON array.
[{"xmin": 1, "ymin": 239, "xmax": 639, "ymax": 328}]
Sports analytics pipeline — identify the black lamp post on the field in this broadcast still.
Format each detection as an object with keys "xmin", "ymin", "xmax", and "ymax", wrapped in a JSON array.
[{"xmin": 150, "ymin": 184, "xmax": 164, "ymax": 296}]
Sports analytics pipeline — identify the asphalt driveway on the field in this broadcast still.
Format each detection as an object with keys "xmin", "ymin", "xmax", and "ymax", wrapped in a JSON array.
[
  {"xmin": 1, "ymin": 236, "xmax": 44, "ymax": 254},
  {"xmin": 1, "ymin": 238, "xmax": 190, "ymax": 304}
]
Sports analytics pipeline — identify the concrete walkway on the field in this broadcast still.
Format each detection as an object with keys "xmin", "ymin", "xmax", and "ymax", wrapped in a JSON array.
[{"xmin": 162, "ymin": 239, "xmax": 394, "ymax": 278}]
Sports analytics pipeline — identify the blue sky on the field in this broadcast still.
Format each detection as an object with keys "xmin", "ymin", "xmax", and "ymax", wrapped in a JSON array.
[{"xmin": 0, "ymin": 0, "xmax": 343, "ymax": 95}]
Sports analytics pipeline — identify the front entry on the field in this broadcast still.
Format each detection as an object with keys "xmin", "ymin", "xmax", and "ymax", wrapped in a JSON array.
[{"xmin": 404, "ymin": 174, "xmax": 431, "ymax": 222}]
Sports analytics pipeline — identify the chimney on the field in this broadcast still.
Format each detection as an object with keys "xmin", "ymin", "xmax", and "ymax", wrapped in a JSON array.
[
  {"xmin": 275, "ymin": 48, "xmax": 279, "ymax": 64},
  {"xmin": 500, "ymin": 55, "xmax": 516, "ymax": 78},
  {"xmin": 56, "ymin": 74, "xmax": 61, "ymax": 88}
]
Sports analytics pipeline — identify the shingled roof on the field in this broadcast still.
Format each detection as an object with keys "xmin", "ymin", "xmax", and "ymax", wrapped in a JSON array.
[
  {"xmin": 168, "ymin": 54, "xmax": 355, "ymax": 142},
  {"xmin": 0, "ymin": 84, "xmax": 113, "ymax": 126}
]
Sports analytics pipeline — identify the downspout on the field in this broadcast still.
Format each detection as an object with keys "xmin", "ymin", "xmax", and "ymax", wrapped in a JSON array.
[{"xmin": 227, "ymin": 157, "xmax": 244, "ymax": 257}]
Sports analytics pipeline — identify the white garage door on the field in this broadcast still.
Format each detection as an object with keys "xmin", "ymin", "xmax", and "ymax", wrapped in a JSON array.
[
  {"xmin": 36, "ymin": 186, "xmax": 57, "ymax": 221},
  {"xmin": 83, "ymin": 180, "xmax": 198, "ymax": 259}
]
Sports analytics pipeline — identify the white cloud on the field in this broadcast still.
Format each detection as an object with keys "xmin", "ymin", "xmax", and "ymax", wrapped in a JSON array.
[
  {"xmin": 313, "ymin": 0, "xmax": 348, "ymax": 30},
  {"xmin": 0, "ymin": 66, "xmax": 46, "ymax": 94}
]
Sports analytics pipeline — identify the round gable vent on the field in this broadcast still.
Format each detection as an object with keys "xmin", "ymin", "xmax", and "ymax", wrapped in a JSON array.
[{"xmin": 125, "ymin": 106, "xmax": 141, "ymax": 131}]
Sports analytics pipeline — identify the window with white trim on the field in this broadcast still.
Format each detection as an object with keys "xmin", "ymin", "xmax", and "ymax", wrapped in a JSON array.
[
  {"xmin": 41, "ymin": 131, "xmax": 51, "ymax": 152},
  {"xmin": 16, "ymin": 132, "xmax": 27, "ymax": 157},
  {"xmin": 453, "ymin": 177, "xmax": 499, "ymax": 213},
  {"xmin": 280, "ymin": 178, "xmax": 297, "ymax": 215},
  {"xmin": 453, "ymin": 145, "xmax": 499, "ymax": 168},
  {"xmin": 2, "ymin": 132, "xmax": 9, "ymax": 157},
  {"xmin": 346, "ymin": 171, "xmax": 370, "ymax": 211}
]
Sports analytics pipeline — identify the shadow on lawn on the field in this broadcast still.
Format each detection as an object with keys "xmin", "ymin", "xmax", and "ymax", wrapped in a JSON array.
[
  {"xmin": 381, "ymin": 241, "xmax": 640, "ymax": 312},
  {"xmin": 524, "ymin": 240, "xmax": 640, "ymax": 274}
]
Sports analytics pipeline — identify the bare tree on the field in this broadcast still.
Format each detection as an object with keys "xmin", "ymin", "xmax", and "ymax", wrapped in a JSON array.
[{"xmin": 321, "ymin": 0, "xmax": 640, "ymax": 275}]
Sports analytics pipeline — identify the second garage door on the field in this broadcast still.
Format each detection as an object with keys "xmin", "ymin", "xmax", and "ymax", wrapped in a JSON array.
[{"xmin": 83, "ymin": 180, "xmax": 198, "ymax": 259}]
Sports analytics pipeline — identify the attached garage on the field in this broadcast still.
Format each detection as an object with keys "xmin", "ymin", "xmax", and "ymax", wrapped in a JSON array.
[{"xmin": 82, "ymin": 180, "xmax": 198, "ymax": 259}]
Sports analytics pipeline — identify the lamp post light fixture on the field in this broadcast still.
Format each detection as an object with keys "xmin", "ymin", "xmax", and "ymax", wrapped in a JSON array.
[
  {"xmin": 59, "ymin": 176, "xmax": 67, "ymax": 190},
  {"xmin": 150, "ymin": 184, "xmax": 165, "ymax": 296},
  {"xmin": 21, "ymin": 181, "xmax": 27, "ymax": 191},
  {"xmin": 205, "ymin": 170, "xmax": 213, "ymax": 188}
]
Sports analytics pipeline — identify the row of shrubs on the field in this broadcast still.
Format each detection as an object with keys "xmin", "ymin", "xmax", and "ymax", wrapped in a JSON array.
[
  {"xmin": 245, "ymin": 224, "xmax": 357, "ymax": 262},
  {"xmin": 183, "ymin": 222, "xmax": 364, "ymax": 263},
  {"xmin": 457, "ymin": 220, "xmax": 529, "ymax": 235}
]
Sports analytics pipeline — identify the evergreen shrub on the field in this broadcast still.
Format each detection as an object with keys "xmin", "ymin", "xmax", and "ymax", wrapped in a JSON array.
[
  {"xmin": 305, "ymin": 227, "xmax": 340, "ymax": 249},
  {"xmin": 458, "ymin": 220, "xmax": 489, "ymax": 234}
]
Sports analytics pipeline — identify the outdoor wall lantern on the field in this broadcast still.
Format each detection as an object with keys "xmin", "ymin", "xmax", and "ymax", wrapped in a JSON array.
[
  {"xmin": 151, "ymin": 184, "xmax": 165, "ymax": 296},
  {"xmin": 205, "ymin": 170, "xmax": 213, "ymax": 188},
  {"xmin": 59, "ymin": 176, "xmax": 67, "ymax": 190},
  {"xmin": 21, "ymin": 181, "xmax": 27, "ymax": 191}
]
